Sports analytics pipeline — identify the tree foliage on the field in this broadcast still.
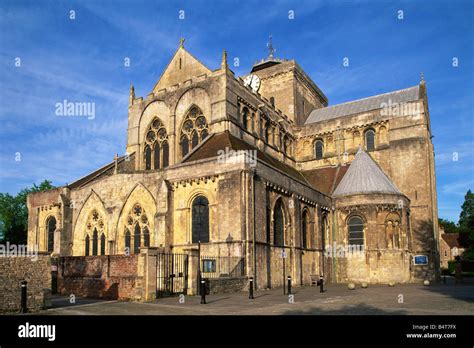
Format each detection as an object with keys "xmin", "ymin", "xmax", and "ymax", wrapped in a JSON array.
[
  {"xmin": 438, "ymin": 218, "xmax": 458, "ymax": 234},
  {"xmin": 0, "ymin": 180, "xmax": 55, "ymax": 244},
  {"xmin": 457, "ymin": 190, "xmax": 474, "ymax": 259}
]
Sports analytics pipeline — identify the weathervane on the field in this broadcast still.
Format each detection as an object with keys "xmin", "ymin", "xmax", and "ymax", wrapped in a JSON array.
[{"xmin": 267, "ymin": 35, "xmax": 276, "ymax": 59}]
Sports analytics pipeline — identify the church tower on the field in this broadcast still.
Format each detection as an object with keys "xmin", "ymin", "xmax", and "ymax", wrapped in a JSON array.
[{"xmin": 248, "ymin": 36, "xmax": 328, "ymax": 126}]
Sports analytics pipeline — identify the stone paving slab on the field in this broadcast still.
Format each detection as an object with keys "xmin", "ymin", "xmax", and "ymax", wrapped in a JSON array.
[{"xmin": 37, "ymin": 281, "xmax": 474, "ymax": 316}]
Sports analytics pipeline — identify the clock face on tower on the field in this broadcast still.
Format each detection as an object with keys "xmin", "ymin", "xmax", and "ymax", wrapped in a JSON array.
[{"xmin": 243, "ymin": 74, "xmax": 261, "ymax": 92}]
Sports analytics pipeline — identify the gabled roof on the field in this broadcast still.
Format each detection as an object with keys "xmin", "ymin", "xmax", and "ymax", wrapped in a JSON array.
[
  {"xmin": 305, "ymin": 85, "xmax": 420, "ymax": 124},
  {"xmin": 441, "ymin": 233, "xmax": 462, "ymax": 249},
  {"xmin": 302, "ymin": 165, "xmax": 350, "ymax": 196},
  {"xmin": 332, "ymin": 148, "xmax": 402, "ymax": 197},
  {"xmin": 183, "ymin": 131, "xmax": 310, "ymax": 185},
  {"xmin": 152, "ymin": 45, "xmax": 212, "ymax": 93},
  {"xmin": 68, "ymin": 153, "xmax": 136, "ymax": 189}
]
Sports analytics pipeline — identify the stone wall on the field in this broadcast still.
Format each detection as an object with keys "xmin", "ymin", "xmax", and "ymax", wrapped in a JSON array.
[
  {"xmin": 0, "ymin": 254, "xmax": 51, "ymax": 313},
  {"xmin": 207, "ymin": 277, "xmax": 248, "ymax": 294},
  {"xmin": 57, "ymin": 255, "xmax": 140, "ymax": 300}
]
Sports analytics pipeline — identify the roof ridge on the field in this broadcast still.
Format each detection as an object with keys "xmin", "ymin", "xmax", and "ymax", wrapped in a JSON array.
[
  {"xmin": 305, "ymin": 85, "xmax": 421, "ymax": 125},
  {"xmin": 315, "ymin": 85, "xmax": 419, "ymax": 111}
]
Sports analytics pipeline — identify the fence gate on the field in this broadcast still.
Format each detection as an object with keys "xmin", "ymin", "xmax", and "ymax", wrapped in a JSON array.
[{"xmin": 156, "ymin": 253, "xmax": 188, "ymax": 298}]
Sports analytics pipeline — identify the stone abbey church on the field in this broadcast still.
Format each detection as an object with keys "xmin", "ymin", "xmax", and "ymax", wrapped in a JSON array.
[{"xmin": 27, "ymin": 39, "xmax": 439, "ymax": 291}]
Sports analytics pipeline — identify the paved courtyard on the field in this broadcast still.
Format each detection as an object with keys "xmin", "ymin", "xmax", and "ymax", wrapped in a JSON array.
[{"xmin": 34, "ymin": 277, "xmax": 474, "ymax": 316}]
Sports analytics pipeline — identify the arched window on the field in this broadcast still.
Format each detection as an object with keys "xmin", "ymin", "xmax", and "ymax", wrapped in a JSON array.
[
  {"xmin": 85, "ymin": 209, "xmax": 106, "ymax": 255},
  {"xmin": 133, "ymin": 223, "xmax": 141, "ymax": 254},
  {"xmin": 242, "ymin": 107, "xmax": 249, "ymax": 130},
  {"xmin": 143, "ymin": 227, "xmax": 150, "ymax": 247},
  {"xmin": 302, "ymin": 210, "xmax": 309, "ymax": 249},
  {"xmin": 162, "ymin": 141, "xmax": 169, "ymax": 168},
  {"xmin": 180, "ymin": 106, "xmax": 209, "ymax": 158},
  {"xmin": 92, "ymin": 228, "xmax": 98, "ymax": 256},
  {"xmin": 181, "ymin": 135, "xmax": 189, "ymax": 157},
  {"xmin": 144, "ymin": 145, "xmax": 152, "ymax": 170},
  {"xmin": 125, "ymin": 203, "xmax": 151, "ymax": 254},
  {"xmin": 124, "ymin": 229, "xmax": 131, "ymax": 253},
  {"xmin": 192, "ymin": 196, "xmax": 209, "ymax": 243},
  {"xmin": 144, "ymin": 117, "xmax": 169, "ymax": 170},
  {"xmin": 365, "ymin": 129, "xmax": 375, "ymax": 151},
  {"xmin": 191, "ymin": 131, "xmax": 199, "ymax": 149},
  {"xmin": 315, "ymin": 140, "xmax": 324, "ymax": 160},
  {"xmin": 153, "ymin": 143, "xmax": 160, "ymax": 170},
  {"xmin": 85, "ymin": 235, "xmax": 90, "ymax": 256},
  {"xmin": 348, "ymin": 216, "xmax": 364, "ymax": 246},
  {"xmin": 46, "ymin": 216, "xmax": 56, "ymax": 253},
  {"xmin": 100, "ymin": 233, "xmax": 106, "ymax": 255},
  {"xmin": 274, "ymin": 199, "xmax": 285, "ymax": 246}
]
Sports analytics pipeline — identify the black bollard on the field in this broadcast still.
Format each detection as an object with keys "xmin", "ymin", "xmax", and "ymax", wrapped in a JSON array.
[
  {"xmin": 249, "ymin": 277, "xmax": 254, "ymax": 299},
  {"xmin": 200, "ymin": 279, "xmax": 206, "ymax": 304},
  {"xmin": 20, "ymin": 280, "xmax": 27, "ymax": 313},
  {"xmin": 287, "ymin": 276, "xmax": 292, "ymax": 295},
  {"xmin": 319, "ymin": 275, "xmax": 324, "ymax": 293},
  {"xmin": 443, "ymin": 275, "xmax": 446, "ymax": 284}
]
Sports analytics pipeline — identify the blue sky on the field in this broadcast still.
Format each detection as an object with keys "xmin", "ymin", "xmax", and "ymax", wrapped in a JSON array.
[{"xmin": 0, "ymin": 0, "xmax": 473, "ymax": 222}]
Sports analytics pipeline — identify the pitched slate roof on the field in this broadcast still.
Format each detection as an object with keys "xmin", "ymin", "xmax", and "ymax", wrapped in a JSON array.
[
  {"xmin": 332, "ymin": 148, "xmax": 402, "ymax": 197},
  {"xmin": 305, "ymin": 85, "xmax": 420, "ymax": 124},
  {"xmin": 183, "ymin": 131, "xmax": 310, "ymax": 185}
]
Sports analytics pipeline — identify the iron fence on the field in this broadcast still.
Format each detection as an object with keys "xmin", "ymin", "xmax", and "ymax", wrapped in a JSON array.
[{"xmin": 156, "ymin": 253, "xmax": 188, "ymax": 297}]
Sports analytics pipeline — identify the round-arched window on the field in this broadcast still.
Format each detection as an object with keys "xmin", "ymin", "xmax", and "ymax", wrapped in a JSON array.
[
  {"xmin": 192, "ymin": 196, "xmax": 209, "ymax": 243},
  {"xmin": 365, "ymin": 129, "xmax": 375, "ymax": 151},
  {"xmin": 348, "ymin": 216, "xmax": 364, "ymax": 246}
]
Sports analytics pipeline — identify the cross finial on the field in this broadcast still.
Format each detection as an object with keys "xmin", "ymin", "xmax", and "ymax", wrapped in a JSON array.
[
  {"xmin": 267, "ymin": 35, "xmax": 275, "ymax": 59},
  {"xmin": 179, "ymin": 37, "xmax": 185, "ymax": 48}
]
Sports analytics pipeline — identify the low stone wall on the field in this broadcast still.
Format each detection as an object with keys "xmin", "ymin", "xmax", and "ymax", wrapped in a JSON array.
[
  {"xmin": 0, "ymin": 254, "xmax": 51, "ymax": 313},
  {"xmin": 207, "ymin": 277, "xmax": 248, "ymax": 294},
  {"xmin": 57, "ymin": 255, "xmax": 141, "ymax": 300}
]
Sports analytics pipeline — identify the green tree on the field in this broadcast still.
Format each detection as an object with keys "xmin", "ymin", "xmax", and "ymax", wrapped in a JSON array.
[
  {"xmin": 459, "ymin": 189, "xmax": 474, "ymax": 228},
  {"xmin": 0, "ymin": 180, "xmax": 55, "ymax": 244},
  {"xmin": 458, "ymin": 190, "xmax": 474, "ymax": 260},
  {"xmin": 438, "ymin": 218, "xmax": 459, "ymax": 233}
]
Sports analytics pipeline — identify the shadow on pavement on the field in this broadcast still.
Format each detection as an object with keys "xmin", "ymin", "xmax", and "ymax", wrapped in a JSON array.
[
  {"xmin": 282, "ymin": 302, "xmax": 408, "ymax": 315},
  {"xmin": 48, "ymin": 295, "xmax": 112, "ymax": 309},
  {"xmin": 416, "ymin": 278, "xmax": 474, "ymax": 303}
]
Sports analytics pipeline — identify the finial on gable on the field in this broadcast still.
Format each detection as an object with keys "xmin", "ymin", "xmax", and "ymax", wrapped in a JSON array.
[
  {"xmin": 179, "ymin": 37, "xmax": 185, "ymax": 48},
  {"xmin": 420, "ymin": 72, "xmax": 425, "ymax": 84},
  {"xmin": 221, "ymin": 49, "xmax": 228, "ymax": 70}
]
